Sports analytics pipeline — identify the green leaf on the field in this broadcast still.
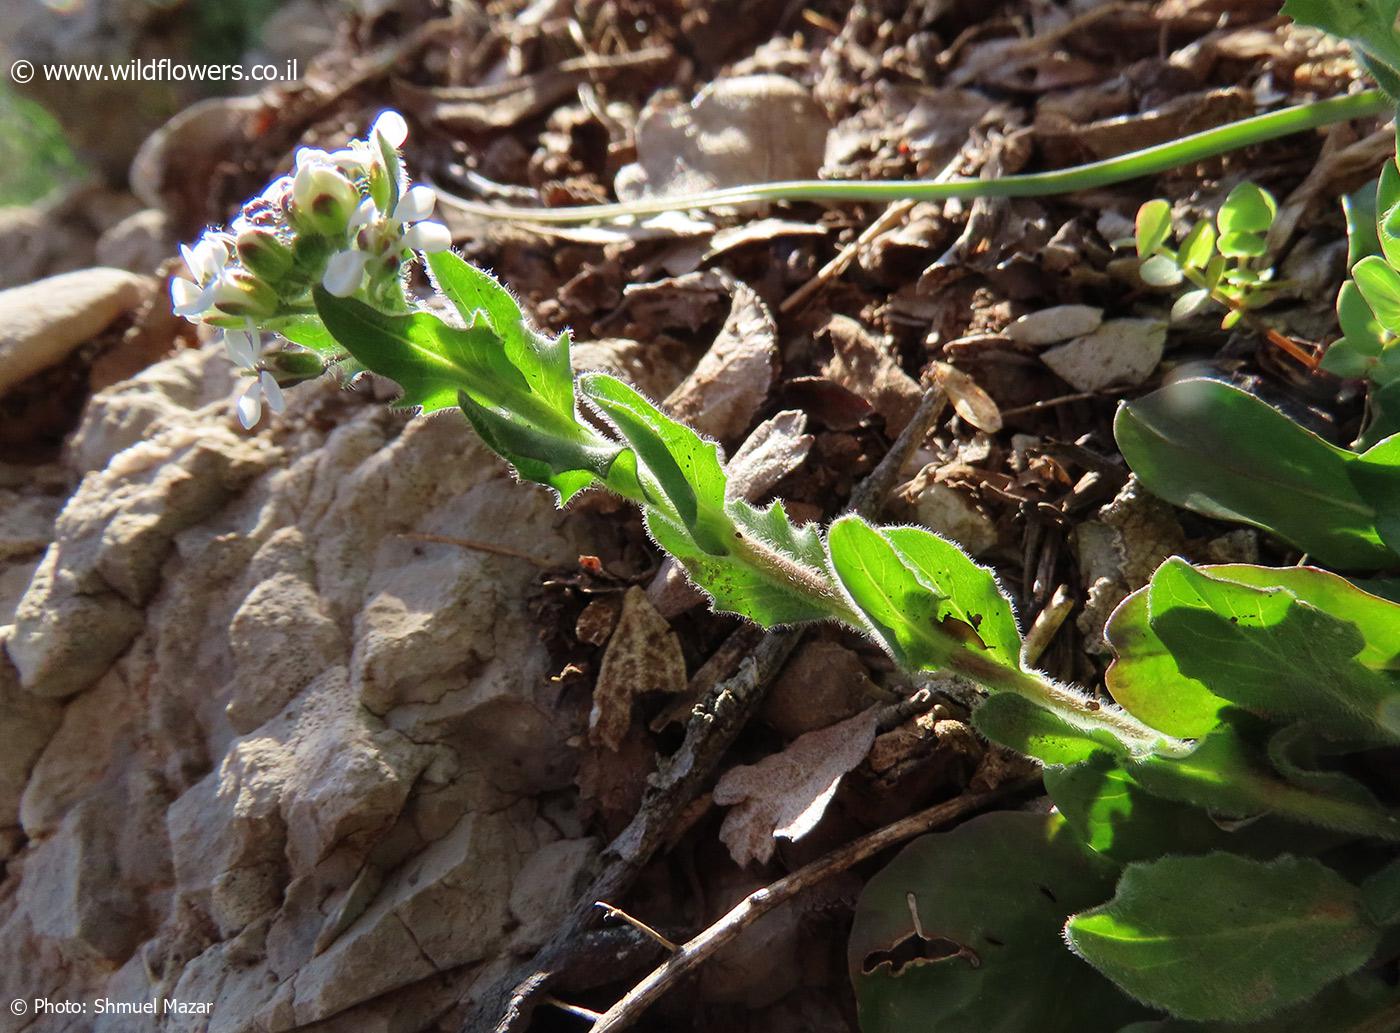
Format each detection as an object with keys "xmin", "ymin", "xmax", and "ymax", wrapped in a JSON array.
[
  {"xmin": 1067, "ymin": 854, "xmax": 1381, "ymax": 1022},
  {"xmin": 1353, "ymin": 256, "xmax": 1400, "ymax": 334},
  {"xmin": 1281, "ymin": 0, "xmax": 1400, "ymax": 96},
  {"xmin": 851, "ymin": 811, "xmax": 1147, "ymax": 1033},
  {"xmin": 1179, "ymin": 221, "xmax": 1216, "ymax": 270},
  {"xmin": 1322, "ymin": 281, "xmax": 1388, "ymax": 379},
  {"xmin": 1114, "ymin": 378, "xmax": 1397, "ymax": 569},
  {"xmin": 313, "ymin": 289, "xmax": 620, "ymax": 502},
  {"xmin": 1105, "ymin": 587, "xmax": 1226, "ymax": 739},
  {"xmin": 1357, "ymin": 380, "xmax": 1400, "ymax": 450},
  {"xmin": 1128, "ymin": 722, "xmax": 1400, "ymax": 839},
  {"xmin": 827, "ymin": 515, "xmax": 946, "ymax": 670},
  {"xmin": 1351, "ymin": 431, "xmax": 1400, "ymax": 554},
  {"xmin": 1345, "ymin": 177, "xmax": 1384, "ymax": 268},
  {"xmin": 1045, "ymin": 752, "xmax": 1301, "ymax": 864},
  {"xmin": 271, "ymin": 313, "xmax": 342, "ymax": 354},
  {"xmin": 1267, "ymin": 723, "xmax": 1385, "ymax": 812},
  {"xmin": 1216, "ymin": 231, "xmax": 1267, "ymax": 259},
  {"xmin": 1216, "ymin": 183, "xmax": 1277, "ymax": 235},
  {"xmin": 1378, "ymin": 161, "xmax": 1400, "ymax": 269},
  {"xmin": 1147, "ymin": 559, "xmax": 1400, "ymax": 741},
  {"xmin": 646, "ymin": 497, "xmax": 836, "ymax": 626},
  {"xmin": 973, "ymin": 694, "xmax": 1128, "ymax": 765},
  {"xmin": 579, "ymin": 372, "xmax": 731, "ymax": 553},
  {"xmin": 1136, "ymin": 199, "xmax": 1172, "ymax": 257},
  {"xmin": 1140, "ymin": 254, "xmax": 1184, "ymax": 287},
  {"xmin": 882, "ymin": 525, "xmax": 1024, "ymax": 670},
  {"xmin": 426, "ymin": 251, "xmax": 577, "ymax": 418},
  {"xmin": 1171, "ymin": 289, "xmax": 1211, "ymax": 322},
  {"xmin": 1117, "ymin": 974, "xmax": 1400, "ymax": 1032},
  {"xmin": 1362, "ymin": 858, "xmax": 1400, "ymax": 925}
]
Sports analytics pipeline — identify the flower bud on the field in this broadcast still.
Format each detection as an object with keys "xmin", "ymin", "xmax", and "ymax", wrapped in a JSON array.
[
  {"xmin": 210, "ymin": 270, "xmax": 279, "ymax": 319},
  {"xmin": 292, "ymin": 165, "xmax": 361, "ymax": 236},
  {"xmin": 264, "ymin": 348, "xmax": 327, "ymax": 386},
  {"xmin": 236, "ymin": 229, "xmax": 294, "ymax": 282}
]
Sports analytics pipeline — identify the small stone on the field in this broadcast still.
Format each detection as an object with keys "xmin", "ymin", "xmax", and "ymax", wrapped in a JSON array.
[{"xmin": 0, "ymin": 268, "xmax": 152, "ymax": 396}]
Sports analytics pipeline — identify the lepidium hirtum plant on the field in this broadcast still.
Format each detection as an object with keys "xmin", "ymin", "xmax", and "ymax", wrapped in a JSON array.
[
  {"xmin": 170, "ymin": 110, "xmax": 452, "ymax": 427},
  {"xmin": 175, "ymin": 105, "xmax": 1400, "ymax": 1032}
]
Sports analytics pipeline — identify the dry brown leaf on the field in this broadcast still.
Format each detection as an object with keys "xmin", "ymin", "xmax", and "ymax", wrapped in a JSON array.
[
  {"xmin": 663, "ymin": 277, "xmax": 778, "ymax": 442},
  {"xmin": 1005, "ymin": 305, "xmax": 1104, "ymax": 347},
  {"xmin": 615, "ymin": 75, "xmax": 829, "ymax": 200},
  {"xmin": 1041, "ymin": 319, "xmax": 1167, "ymax": 392},
  {"xmin": 588, "ymin": 587, "xmax": 686, "ymax": 751},
  {"xmin": 822, "ymin": 315, "xmax": 921, "ymax": 436},
  {"xmin": 932, "ymin": 362, "xmax": 1003, "ymax": 433},
  {"xmin": 713, "ymin": 708, "xmax": 879, "ymax": 867}
]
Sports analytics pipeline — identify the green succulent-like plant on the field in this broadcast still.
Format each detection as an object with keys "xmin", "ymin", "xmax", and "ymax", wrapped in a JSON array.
[{"xmin": 1133, "ymin": 183, "xmax": 1282, "ymax": 328}]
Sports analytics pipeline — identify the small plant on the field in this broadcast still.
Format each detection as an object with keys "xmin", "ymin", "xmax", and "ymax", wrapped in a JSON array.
[
  {"xmin": 1133, "ymin": 182, "xmax": 1282, "ymax": 328},
  {"xmin": 1322, "ymin": 158, "xmax": 1400, "ymax": 446}
]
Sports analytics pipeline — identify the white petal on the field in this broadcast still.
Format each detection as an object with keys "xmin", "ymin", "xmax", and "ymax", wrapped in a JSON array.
[
  {"xmin": 294, "ymin": 146, "xmax": 332, "ymax": 171},
  {"xmin": 401, "ymin": 221, "xmax": 452, "ymax": 253},
  {"xmin": 222, "ymin": 328, "xmax": 258, "ymax": 368},
  {"xmin": 347, "ymin": 197, "xmax": 379, "ymax": 234},
  {"xmin": 236, "ymin": 382, "xmax": 263, "ymax": 429},
  {"xmin": 371, "ymin": 110, "xmax": 408, "ymax": 148},
  {"xmin": 322, "ymin": 250, "xmax": 371, "ymax": 297},
  {"xmin": 171, "ymin": 277, "xmax": 202, "ymax": 310},
  {"xmin": 393, "ymin": 185, "xmax": 436, "ymax": 223},
  {"xmin": 173, "ymin": 277, "xmax": 219, "ymax": 317},
  {"xmin": 179, "ymin": 243, "xmax": 200, "ymax": 279},
  {"xmin": 192, "ymin": 236, "xmax": 229, "ymax": 280},
  {"xmin": 259, "ymin": 371, "xmax": 286, "ymax": 414}
]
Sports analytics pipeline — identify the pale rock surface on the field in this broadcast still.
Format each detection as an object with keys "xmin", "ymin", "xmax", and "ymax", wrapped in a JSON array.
[
  {"xmin": 0, "ymin": 344, "xmax": 599, "ymax": 1032},
  {"xmin": 0, "ymin": 268, "xmax": 153, "ymax": 396}
]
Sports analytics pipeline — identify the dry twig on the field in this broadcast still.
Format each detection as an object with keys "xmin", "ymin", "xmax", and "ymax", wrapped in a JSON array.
[{"xmin": 588, "ymin": 777, "xmax": 1041, "ymax": 1032}]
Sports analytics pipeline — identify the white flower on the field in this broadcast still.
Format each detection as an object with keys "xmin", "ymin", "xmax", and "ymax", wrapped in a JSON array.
[
  {"xmin": 172, "ymin": 234, "xmax": 232, "ymax": 318},
  {"xmin": 348, "ymin": 197, "xmax": 379, "ymax": 235},
  {"xmin": 401, "ymin": 221, "xmax": 452, "ymax": 253},
  {"xmin": 220, "ymin": 322, "xmax": 260, "ymax": 368},
  {"xmin": 393, "ymin": 185, "xmax": 436, "ymax": 223},
  {"xmin": 323, "ymin": 250, "xmax": 371, "ymax": 296},
  {"xmin": 236, "ymin": 371, "xmax": 286, "ymax": 429}
]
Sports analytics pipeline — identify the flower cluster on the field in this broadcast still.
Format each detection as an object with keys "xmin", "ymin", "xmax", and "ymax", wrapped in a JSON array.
[{"xmin": 170, "ymin": 110, "xmax": 452, "ymax": 428}]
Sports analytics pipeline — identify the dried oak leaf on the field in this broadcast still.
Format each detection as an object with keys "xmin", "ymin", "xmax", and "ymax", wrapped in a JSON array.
[
  {"xmin": 615, "ymin": 75, "xmax": 829, "ymax": 200},
  {"xmin": 663, "ymin": 277, "xmax": 778, "ymax": 443},
  {"xmin": 588, "ymin": 587, "xmax": 687, "ymax": 751},
  {"xmin": 931, "ymin": 361, "xmax": 1002, "ymax": 433},
  {"xmin": 713, "ymin": 708, "xmax": 880, "ymax": 867},
  {"xmin": 822, "ymin": 315, "xmax": 921, "ymax": 436}
]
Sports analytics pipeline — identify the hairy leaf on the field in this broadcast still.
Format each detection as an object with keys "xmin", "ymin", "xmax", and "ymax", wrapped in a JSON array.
[{"xmin": 1067, "ymin": 854, "xmax": 1380, "ymax": 1022}]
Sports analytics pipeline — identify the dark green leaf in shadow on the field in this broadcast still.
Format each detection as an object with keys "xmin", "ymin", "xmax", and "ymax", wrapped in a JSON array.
[
  {"xmin": 1114, "ymin": 379, "xmax": 1395, "ymax": 569},
  {"xmin": 851, "ymin": 811, "xmax": 1147, "ymax": 1033}
]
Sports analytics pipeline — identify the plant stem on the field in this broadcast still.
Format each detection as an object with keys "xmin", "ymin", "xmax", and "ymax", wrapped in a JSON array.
[{"xmin": 439, "ymin": 90, "xmax": 1391, "ymax": 225}]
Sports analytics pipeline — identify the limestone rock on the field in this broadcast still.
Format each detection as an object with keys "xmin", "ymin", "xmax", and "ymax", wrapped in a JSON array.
[
  {"xmin": 0, "ymin": 340, "xmax": 594, "ymax": 1031},
  {"xmin": 0, "ymin": 268, "xmax": 153, "ymax": 396}
]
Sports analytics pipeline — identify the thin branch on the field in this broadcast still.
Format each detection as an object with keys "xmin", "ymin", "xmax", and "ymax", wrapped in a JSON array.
[
  {"xmin": 594, "ymin": 902, "xmax": 680, "ymax": 953},
  {"xmin": 588, "ymin": 777, "xmax": 1040, "ymax": 1032}
]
